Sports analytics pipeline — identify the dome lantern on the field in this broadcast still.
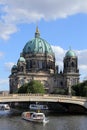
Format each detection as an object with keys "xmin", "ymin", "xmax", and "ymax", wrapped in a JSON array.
[{"xmin": 35, "ymin": 26, "xmax": 40, "ymax": 38}]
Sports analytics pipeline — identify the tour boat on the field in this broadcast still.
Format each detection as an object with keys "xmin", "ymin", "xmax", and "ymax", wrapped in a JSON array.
[
  {"xmin": 29, "ymin": 104, "xmax": 48, "ymax": 110},
  {"xmin": 0, "ymin": 104, "xmax": 10, "ymax": 110},
  {"xmin": 22, "ymin": 111, "xmax": 49, "ymax": 124}
]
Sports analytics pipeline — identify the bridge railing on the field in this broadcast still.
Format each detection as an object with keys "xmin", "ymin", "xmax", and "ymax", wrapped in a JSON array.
[{"xmin": 0, "ymin": 93, "xmax": 87, "ymax": 100}]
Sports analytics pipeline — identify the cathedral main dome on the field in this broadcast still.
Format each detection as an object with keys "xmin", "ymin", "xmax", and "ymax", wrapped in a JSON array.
[{"xmin": 22, "ymin": 27, "xmax": 54, "ymax": 56}]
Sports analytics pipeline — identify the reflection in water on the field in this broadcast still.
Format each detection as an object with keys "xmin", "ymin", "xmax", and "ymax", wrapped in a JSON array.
[{"xmin": 0, "ymin": 109, "xmax": 87, "ymax": 130}]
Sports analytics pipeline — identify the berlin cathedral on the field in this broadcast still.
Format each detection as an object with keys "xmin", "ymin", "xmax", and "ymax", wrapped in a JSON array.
[{"xmin": 9, "ymin": 27, "xmax": 80, "ymax": 93}]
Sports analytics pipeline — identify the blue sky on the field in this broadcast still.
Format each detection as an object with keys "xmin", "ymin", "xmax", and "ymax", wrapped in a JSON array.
[{"xmin": 0, "ymin": 0, "xmax": 87, "ymax": 91}]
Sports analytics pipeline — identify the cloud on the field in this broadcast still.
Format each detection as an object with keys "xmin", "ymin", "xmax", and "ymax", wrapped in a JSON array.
[
  {"xmin": 77, "ymin": 50, "xmax": 87, "ymax": 80},
  {"xmin": 0, "ymin": 62, "xmax": 14, "ymax": 91},
  {"xmin": 0, "ymin": 0, "xmax": 87, "ymax": 39},
  {"xmin": 52, "ymin": 45, "xmax": 65, "ymax": 69},
  {"xmin": 0, "ymin": 22, "xmax": 17, "ymax": 40}
]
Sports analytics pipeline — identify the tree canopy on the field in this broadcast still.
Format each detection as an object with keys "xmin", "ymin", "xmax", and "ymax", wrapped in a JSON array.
[
  {"xmin": 72, "ymin": 80, "xmax": 87, "ymax": 97},
  {"xmin": 17, "ymin": 80, "xmax": 45, "ymax": 94}
]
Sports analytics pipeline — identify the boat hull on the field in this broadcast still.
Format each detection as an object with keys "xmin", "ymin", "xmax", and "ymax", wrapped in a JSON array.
[
  {"xmin": 22, "ymin": 111, "xmax": 49, "ymax": 124},
  {"xmin": 0, "ymin": 104, "xmax": 10, "ymax": 110}
]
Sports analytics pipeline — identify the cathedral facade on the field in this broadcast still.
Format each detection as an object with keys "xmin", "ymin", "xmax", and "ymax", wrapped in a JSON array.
[{"xmin": 9, "ymin": 27, "xmax": 80, "ymax": 93}]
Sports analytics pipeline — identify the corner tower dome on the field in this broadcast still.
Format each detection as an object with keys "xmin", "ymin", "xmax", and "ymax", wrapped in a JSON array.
[
  {"xmin": 65, "ymin": 49, "xmax": 76, "ymax": 57},
  {"xmin": 18, "ymin": 56, "xmax": 25, "ymax": 62},
  {"xmin": 22, "ymin": 27, "xmax": 54, "ymax": 56}
]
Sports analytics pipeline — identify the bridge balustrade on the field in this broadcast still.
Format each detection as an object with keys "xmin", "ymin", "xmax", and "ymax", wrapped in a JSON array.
[{"xmin": 0, "ymin": 93, "xmax": 87, "ymax": 101}]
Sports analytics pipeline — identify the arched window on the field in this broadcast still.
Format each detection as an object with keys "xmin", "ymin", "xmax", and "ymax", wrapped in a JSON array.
[
  {"xmin": 19, "ymin": 66, "xmax": 24, "ymax": 72},
  {"xmin": 71, "ymin": 62, "xmax": 74, "ymax": 67},
  {"xmin": 67, "ymin": 62, "xmax": 68, "ymax": 67},
  {"xmin": 38, "ymin": 61, "xmax": 42, "ymax": 69},
  {"xmin": 60, "ymin": 81, "xmax": 63, "ymax": 86},
  {"xmin": 30, "ymin": 60, "xmax": 32, "ymax": 68}
]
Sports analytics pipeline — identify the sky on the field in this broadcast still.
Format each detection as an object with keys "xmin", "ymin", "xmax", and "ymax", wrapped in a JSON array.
[{"xmin": 1, "ymin": 0, "xmax": 87, "ymax": 91}]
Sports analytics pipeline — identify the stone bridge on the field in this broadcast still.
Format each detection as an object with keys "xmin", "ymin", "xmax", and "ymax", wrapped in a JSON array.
[{"xmin": 0, "ymin": 94, "xmax": 87, "ymax": 109}]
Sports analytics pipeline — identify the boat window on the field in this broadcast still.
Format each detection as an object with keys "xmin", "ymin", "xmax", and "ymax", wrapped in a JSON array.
[
  {"xmin": 33, "ymin": 114, "xmax": 36, "ymax": 118},
  {"xmin": 37, "ymin": 115, "xmax": 43, "ymax": 117},
  {"xmin": 26, "ymin": 113, "xmax": 30, "ymax": 118},
  {"xmin": 37, "ymin": 115, "xmax": 44, "ymax": 119}
]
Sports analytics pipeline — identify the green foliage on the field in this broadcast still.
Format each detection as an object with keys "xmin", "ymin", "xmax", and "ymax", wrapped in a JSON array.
[
  {"xmin": 83, "ymin": 86, "xmax": 87, "ymax": 96},
  {"xmin": 18, "ymin": 80, "xmax": 45, "ymax": 94},
  {"xmin": 17, "ymin": 83, "xmax": 27, "ymax": 93},
  {"xmin": 72, "ymin": 80, "xmax": 87, "ymax": 97}
]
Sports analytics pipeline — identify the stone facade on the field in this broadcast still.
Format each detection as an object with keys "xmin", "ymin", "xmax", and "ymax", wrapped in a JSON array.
[{"xmin": 9, "ymin": 28, "xmax": 79, "ymax": 93}]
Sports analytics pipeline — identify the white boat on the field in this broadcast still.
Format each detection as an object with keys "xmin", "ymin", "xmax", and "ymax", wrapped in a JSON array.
[
  {"xmin": 0, "ymin": 104, "xmax": 10, "ymax": 110},
  {"xmin": 22, "ymin": 111, "xmax": 49, "ymax": 124},
  {"xmin": 29, "ymin": 104, "xmax": 48, "ymax": 110}
]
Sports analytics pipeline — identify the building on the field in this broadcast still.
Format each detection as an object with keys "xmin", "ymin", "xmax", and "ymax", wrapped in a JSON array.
[{"xmin": 9, "ymin": 27, "xmax": 80, "ymax": 93}]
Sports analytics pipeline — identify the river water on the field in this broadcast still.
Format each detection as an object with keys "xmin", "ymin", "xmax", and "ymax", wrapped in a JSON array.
[{"xmin": 0, "ymin": 109, "xmax": 87, "ymax": 130}]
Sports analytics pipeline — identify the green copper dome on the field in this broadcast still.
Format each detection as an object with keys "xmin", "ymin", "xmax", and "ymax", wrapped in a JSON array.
[
  {"xmin": 18, "ymin": 56, "xmax": 25, "ymax": 62},
  {"xmin": 12, "ymin": 65, "xmax": 17, "ymax": 69},
  {"xmin": 65, "ymin": 49, "xmax": 76, "ymax": 57},
  {"xmin": 22, "ymin": 27, "xmax": 54, "ymax": 56}
]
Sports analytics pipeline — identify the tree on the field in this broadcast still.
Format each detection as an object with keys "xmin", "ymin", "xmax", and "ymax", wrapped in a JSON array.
[
  {"xmin": 72, "ymin": 80, "xmax": 87, "ymax": 97},
  {"xmin": 18, "ymin": 80, "xmax": 45, "ymax": 94},
  {"xmin": 83, "ymin": 86, "xmax": 87, "ymax": 96},
  {"xmin": 17, "ymin": 83, "xmax": 28, "ymax": 93}
]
